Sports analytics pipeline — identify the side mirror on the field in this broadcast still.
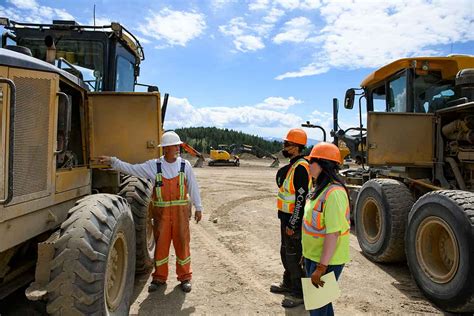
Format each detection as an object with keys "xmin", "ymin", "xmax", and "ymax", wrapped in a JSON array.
[{"xmin": 344, "ymin": 88, "xmax": 355, "ymax": 110}]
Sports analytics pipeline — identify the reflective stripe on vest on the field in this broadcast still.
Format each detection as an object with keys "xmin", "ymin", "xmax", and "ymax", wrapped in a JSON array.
[
  {"xmin": 277, "ymin": 158, "xmax": 312, "ymax": 214},
  {"xmin": 302, "ymin": 184, "xmax": 350, "ymax": 238},
  {"xmin": 153, "ymin": 161, "xmax": 189, "ymax": 207}
]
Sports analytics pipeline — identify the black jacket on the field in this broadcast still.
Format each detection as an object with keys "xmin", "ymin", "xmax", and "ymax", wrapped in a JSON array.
[{"xmin": 276, "ymin": 155, "xmax": 310, "ymax": 231}]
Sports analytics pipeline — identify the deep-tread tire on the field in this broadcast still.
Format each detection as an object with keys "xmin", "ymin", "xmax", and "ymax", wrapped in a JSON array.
[
  {"xmin": 119, "ymin": 175, "xmax": 155, "ymax": 273},
  {"xmin": 406, "ymin": 190, "xmax": 474, "ymax": 313},
  {"xmin": 355, "ymin": 179, "xmax": 414, "ymax": 262},
  {"xmin": 47, "ymin": 194, "xmax": 136, "ymax": 315}
]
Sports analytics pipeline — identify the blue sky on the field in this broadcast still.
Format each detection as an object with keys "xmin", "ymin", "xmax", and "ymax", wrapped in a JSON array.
[{"xmin": 1, "ymin": 0, "xmax": 473, "ymax": 140}]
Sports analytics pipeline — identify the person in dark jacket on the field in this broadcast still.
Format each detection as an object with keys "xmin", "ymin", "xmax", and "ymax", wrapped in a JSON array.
[{"xmin": 271, "ymin": 128, "xmax": 312, "ymax": 308}]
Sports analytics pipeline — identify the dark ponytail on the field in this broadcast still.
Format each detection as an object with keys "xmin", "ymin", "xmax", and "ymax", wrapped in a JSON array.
[{"xmin": 309, "ymin": 158, "xmax": 348, "ymax": 200}]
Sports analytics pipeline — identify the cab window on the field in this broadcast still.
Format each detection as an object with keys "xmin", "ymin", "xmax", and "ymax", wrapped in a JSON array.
[
  {"xmin": 115, "ymin": 55, "xmax": 135, "ymax": 92},
  {"xmin": 371, "ymin": 84, "xmax": 386, "ymax": 112},
  {"xmin": 388, "ymin": 73, "xmax": 407, "ymax": 112}
]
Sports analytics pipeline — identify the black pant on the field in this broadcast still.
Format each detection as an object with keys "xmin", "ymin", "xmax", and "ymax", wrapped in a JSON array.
[{"xmin": 280, "ymin": 218, "xmax": 304, "ymax": 297}]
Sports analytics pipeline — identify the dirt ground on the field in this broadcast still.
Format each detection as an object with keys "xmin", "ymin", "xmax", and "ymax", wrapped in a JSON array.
[
  {"xmin": 0, "ymin": 159, "xmax": 441, "ymax": 315},
  {"xmin": 130, "ymin": 159, "xmax": 441, "ymax": 315}
]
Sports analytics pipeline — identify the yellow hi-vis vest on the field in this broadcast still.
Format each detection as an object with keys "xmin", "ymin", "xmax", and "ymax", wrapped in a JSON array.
[
  {"xmin": 302, "ymin": 183, "xmax": 350, "ymax": 264},
  {"xmin": 277, "ymin": 158, "xmax": 312, "ymax": 214},
  {"xmin": 153, "ymin": 161, "xmax": 189, "ymax": 207}
]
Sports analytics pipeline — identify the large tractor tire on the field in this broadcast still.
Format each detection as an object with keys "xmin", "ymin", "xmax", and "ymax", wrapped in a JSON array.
[
  {"xmin": 119, "ymin": 176, "xmax": 155, "ymax": 273},
  {"xmin": 406, "ymin": 190, "xmax": 474, "ymax": 313},
  {"xmin": 355, "ymin": 179, "xmax": 414, "ymax": 262},
  {"xmin": 47, "ymin": 194, "xmax": 136, "ymax": 315}
]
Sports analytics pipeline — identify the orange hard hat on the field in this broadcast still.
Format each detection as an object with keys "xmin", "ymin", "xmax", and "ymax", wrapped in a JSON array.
[
  {"xmin": 284, "ymin": 128, "xmax": 307, "ymax": 146},
  {"xmin": 305, "ymin": 142, "xmax": 342, "ymax": 164}
]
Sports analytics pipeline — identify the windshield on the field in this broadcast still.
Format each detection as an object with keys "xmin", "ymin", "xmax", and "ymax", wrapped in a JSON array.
[
  {"xmin": 414, "ymin": 72, "xmax": 456, "ymax": 113},
  {"xmin": 17, "ymin": 38, "xmax": 104, "ymax": 91}
]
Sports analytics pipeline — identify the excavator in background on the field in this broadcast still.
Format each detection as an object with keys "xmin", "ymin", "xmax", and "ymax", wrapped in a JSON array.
[
  {"xmin": 209, "ymin": 144, "xmax": 279, "ymax": 167},
  {"xmin": 181, "ymin": 143, "xmax": 205, "ymax": 167},
  {"xmin": 209, "ymin": 145, "xmax": 239, "ymax": 166}
]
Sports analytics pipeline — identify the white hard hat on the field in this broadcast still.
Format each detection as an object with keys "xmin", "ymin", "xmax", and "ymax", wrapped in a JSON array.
[{"xmin": 159, "ymin": 131, "xmax": 183, "ymax": 147}]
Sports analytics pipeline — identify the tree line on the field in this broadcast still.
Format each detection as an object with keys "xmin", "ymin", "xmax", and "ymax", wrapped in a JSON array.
[{"xmin": 175, "ymin": 127, "xmax": 282, "ymax": 154}]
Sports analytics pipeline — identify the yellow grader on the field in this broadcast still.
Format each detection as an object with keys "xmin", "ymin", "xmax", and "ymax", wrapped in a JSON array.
[
  {"xmin": 0, "ymin": 18, "xmax": 163, "ymax": 314},
  {"xmin": 331, "ymin": 55, "xmax": 474, "ymax": 312}
]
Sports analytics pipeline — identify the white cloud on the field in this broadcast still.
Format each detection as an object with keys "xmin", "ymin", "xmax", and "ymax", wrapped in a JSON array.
[
  {"xmin": 275, "ymin": 62, "xmax": 329, "ymax": 80},
  {"xmin": 211, "ymin": 0, "xmax": 237, "ymax": 10},
  {"xmin": 234, "ymin": 35, "xmax": 265, "ymax": 52},
  {"xmin": 263, "ymin": 8, "xmax": 285, "ymax": 24},
  {"xmin": 274, "ymin": 0, "xmax": 301, "ymax": 10},
  {"xmin": 256, "ymin": 96, "xmax": 302, "ymax": 110},
  {"xmin": 251, "ymin": 0, "xmax": 321, "ymax": 11},
  {"xmin": 300, "ymin": 0, "xmax": 321, "ymax": 10},
  {"xmin": 277, "ymin": 0, "xmax": 474, "ymax": 79},
  {"xmin": 164, "ymin": 96, "xmax": 305, "ymax": 137},
  {"xmin": 1, "ymin": 0, "xmax": 74, "ymax": 23},
  {"xmin": 224, "ymin": 0, "xmax": 322, "ymax": 53},
  {"xmin": 9, "ymin": 0, "xmax": 38, "ymax": 10},
  {"xmin": 139, "ymin": 8, "xmax": 206, "ymax": 47},
  {"xmin": 136, "ymin": 36, "xmax": 151, "ymax": 44},
  {"xmin": 273, "ymin": 17, "xmax": 315, "ymax": 44},
  {"xmin": 219, "ymin": 17, "xmax": 265, "ymax": 52},
  {"xmin": 249, "ymin": 0, "xmax": 270, "ymax": 11}
]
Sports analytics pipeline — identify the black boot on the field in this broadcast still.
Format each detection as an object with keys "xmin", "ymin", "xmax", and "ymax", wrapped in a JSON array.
[
  {"xmin": 270, "ymin": 281, "xmax": 291, "ymax": 293},
  {"xmin": 180, "ymin": 280, "xmax": 192, "ymax": 293}
]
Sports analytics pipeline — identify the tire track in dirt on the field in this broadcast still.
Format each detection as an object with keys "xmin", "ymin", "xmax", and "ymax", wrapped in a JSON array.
[{"xmin": 207, "ymin": 194, "xmax": 275, "ymax": 220}]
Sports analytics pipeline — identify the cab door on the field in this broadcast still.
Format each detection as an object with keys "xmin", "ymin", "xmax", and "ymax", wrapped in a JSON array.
[
  {"xmin": 87, "ymin": 92, "xmax": 162, "ymax": 164},
  {"xmin": 366, "ymin": 71, "xmax": 435, "ymax": 166}
]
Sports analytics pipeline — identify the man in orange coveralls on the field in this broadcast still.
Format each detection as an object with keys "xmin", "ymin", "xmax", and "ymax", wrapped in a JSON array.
[{"xmin": 99, "ymin": 131, "xmax": 203, "ymax": 293}]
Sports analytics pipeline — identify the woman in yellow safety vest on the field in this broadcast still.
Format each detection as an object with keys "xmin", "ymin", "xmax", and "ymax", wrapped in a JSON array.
[{"xmin": 302, "ymin": 142, "xmax": 350, "ymax": 316}]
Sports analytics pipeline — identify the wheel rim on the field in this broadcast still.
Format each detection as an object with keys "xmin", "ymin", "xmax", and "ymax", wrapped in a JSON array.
[
  {"xmin": 361, "ymin": 197, "xmax": 382, "ymax": 244},
  {"xmin": 105, "ymin": 231, "xmax": 128, "ymax": 311},
  {"xmin": 415, "ymin": 216, "xmax": 459, "ymax": 284},
  {"xmin": 147, "ymin": 205, "xmax": 155, "ymax": 254}
]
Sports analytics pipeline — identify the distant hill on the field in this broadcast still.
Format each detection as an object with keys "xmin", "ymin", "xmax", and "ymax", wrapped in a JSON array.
[{"xmin": 175, "ymin": 127, "xmax": 282, "ymax": 154}]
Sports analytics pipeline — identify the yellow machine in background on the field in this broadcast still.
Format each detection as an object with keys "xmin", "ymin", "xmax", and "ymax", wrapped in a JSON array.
[
  {"xmin": 209, "ymin": 145, "xmax": 240, "ymax": 166},
  {"xmin": 209, "ymin": 144, "xmax": 279, "ymax": 167}
]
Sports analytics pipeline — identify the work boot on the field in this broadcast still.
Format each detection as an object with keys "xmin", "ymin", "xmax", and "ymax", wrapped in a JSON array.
[
  {"xmin": 180, "ymin": 280, "xmax": 192, "ymax": 293},
  {"xmin": 270, "ymin": 282, "xmax": 291, "ymax": 294},
  {"xmin": 281, "ymin": 295, "xmax": 304, "ymax": 308},
  {"xmin": 148, "ymin": 280, "xmax": 166, "ymax": 292}
]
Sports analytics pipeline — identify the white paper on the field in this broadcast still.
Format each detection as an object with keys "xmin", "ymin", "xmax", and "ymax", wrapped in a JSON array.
[{"xmin": 301, "ymin": 272, "xmax": 341, "ymax": 310}]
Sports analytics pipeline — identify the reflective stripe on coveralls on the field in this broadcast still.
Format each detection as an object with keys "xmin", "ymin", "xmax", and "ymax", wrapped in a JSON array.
[
  {"xmin": 302, "ymin": 184, "xmax": 350, "ymax": 238},
  {"xmin": 277, "ymin": 158, "xmax": 312, "ymax": 213},
  {"xmin": 152, "ymin": 161, "xmax": 192, "ymax": 282},
  {"xmin": 154, "ymin": 161, "xmax": 188, "ymax": 207}
]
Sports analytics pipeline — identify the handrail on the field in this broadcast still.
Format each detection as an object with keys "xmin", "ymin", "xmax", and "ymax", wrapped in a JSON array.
[
  {"xmin": 55, "ymin": 92, "xmax": 71, "ymax": 155},
  {"xmin": 0, "ymin": 78, "xmax": 16, "ymax": 204}
]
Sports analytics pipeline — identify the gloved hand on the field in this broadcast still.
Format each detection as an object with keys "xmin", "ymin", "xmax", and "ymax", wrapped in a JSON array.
[{"xmin": 311, "ymin": 263, "xmax": 328, "ymax": 288}]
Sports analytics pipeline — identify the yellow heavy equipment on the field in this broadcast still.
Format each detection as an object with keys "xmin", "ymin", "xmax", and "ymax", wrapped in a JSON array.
[
  {"xmin": 209, "ymin": 144, "xmax": 240, "ymax": 166},
  {"xmin": 209, "ymin": 144, "xmax": 279, "ymax": 167},
  {"xmin": 0, "ymin": 18, "xmax": 164, "ymax": 314},
  {"xmin": 329, "ymin": 55, "xmax": 474, "ymax": 313}
]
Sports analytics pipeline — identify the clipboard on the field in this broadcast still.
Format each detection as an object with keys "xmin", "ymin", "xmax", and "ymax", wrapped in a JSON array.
[{"xmin": 301, "ymin": 272, "xmax": 341, "ymax": 310}]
